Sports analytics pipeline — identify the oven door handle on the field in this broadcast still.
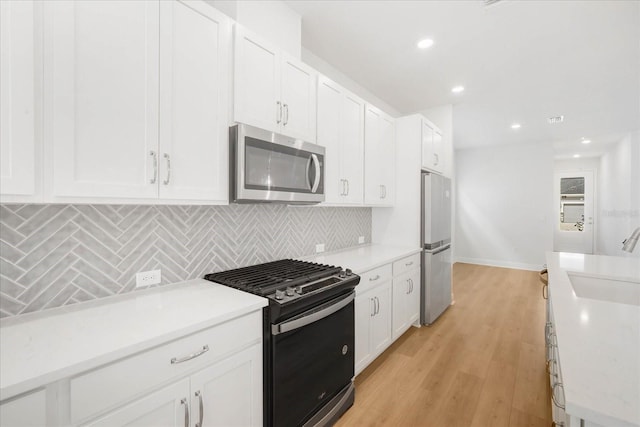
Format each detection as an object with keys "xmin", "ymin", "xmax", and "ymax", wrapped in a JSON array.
[{"xmin": 272, "ymin": 292, "xmax": 354, "ymax": 335}]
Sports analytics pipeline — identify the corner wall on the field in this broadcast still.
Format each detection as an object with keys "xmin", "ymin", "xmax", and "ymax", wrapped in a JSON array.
[
  {"xmin": 455, "ymin": 143, "xmax": 554, "ymax": 270},
  {"xmin": 597, "ymin": 132, "xmax": 640, "ymax": 257}
]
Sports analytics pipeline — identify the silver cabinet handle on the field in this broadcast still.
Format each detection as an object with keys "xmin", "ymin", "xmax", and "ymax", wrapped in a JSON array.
[
  {"xmin": 163, "ymin": 153, "xmax": 171, "ymax": 185},
  {"xmin": 433, "ymin": 153, "xmax": 439, "ymax": 166},
  {"xmin": 150, "ymin": 151, "xmax": 158, "ymax": 184},
  {"xmin": 340, "ymin": 179, "xmax": 345, "ymax": 196},
  {"xmin": 406, "ymin": 279, "xmax": 411, "ymax": 294},
  {"xmin": 379, "ymin": 185, "xmax": 383, "ymax": 199},
  {"xmin": 171, "ymin": 345, "xmax": 209, "ymax": 364},
  {"xmin": 181, "ymin": 398, "xmax": 190, "ymax": 427},
  {"xmin": 369, "ymin": 274, "xmax": 380, "ymax": 282},
  {"xmin": 345, "ymin": 179, "xmax": 349, "ymax": 196},
  {"xmin": 283, "ymin": 103, "xmax": 289, "ymax": 125},
  {"xmin": 276, "ymin": 101, "xmax": 282, "ymax": 124},
  {"xmin": 370, "ymin": 297, "xmax": 375, "ymax": 317},
  {"xmin": 552, "ymin": 382, "xmax": 565, "ymax": 410},
  {"xmin": 405, "ymin": 261, "xmax": 414, "ymax": 267},
  {"xmin": 195, "ymin": 390, "xmax": 204, "ymax": 427},
  {"xmin": 375, "ymin": 297, "xmax": 380, "ymax": 315},
  {"xmin": 542, "ymin": 283, "xmax": 548, "ymax": 299}
]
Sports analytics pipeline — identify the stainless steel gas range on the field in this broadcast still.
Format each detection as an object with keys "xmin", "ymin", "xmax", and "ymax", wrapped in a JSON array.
[{"xmin": 204, "ymin": 259, "xmax": 359, "ymax": 427}]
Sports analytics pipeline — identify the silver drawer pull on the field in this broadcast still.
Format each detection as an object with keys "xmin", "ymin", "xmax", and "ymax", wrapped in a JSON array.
[
  {"xmin": 171, "ymin": 345, "xmax": 209, "ymax": 364},
  {"xmin": 405, "ymin": 261, "xmax": 413, "ymax": 266},
  {"xmin": 369, "ymin": 274, "xmax": 380, "ymax": 282}
]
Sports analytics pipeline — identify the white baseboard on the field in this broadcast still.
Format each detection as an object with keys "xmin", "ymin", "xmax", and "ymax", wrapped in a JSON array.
[{"xmin": 453, "ymin": 256, "xmax": 541, "ymax": 272}]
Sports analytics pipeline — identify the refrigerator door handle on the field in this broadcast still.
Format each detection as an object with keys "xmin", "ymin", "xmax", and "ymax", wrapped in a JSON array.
[{"xmin": 431, "ymin": 245, "xmax": 451, "ymax": 255}]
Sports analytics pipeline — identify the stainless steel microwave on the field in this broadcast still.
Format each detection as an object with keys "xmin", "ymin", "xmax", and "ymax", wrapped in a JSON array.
[{"xmin": 230, "ymin": 124, "xmax": 325, "ymax": 204}]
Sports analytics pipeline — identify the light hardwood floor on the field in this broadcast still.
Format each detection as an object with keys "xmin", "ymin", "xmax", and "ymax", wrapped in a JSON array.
[{"xmin": 337, "ymin": 263, "xmax": 551, "ymax": 427}]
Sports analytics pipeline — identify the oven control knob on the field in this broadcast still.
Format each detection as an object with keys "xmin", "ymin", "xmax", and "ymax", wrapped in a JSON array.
[
  {"xmin": 274, "ymin": 289, "xmax": 285, "ymax": 300},
  {"xmin": 339, "ymin": 270, "xmax": 346, "ymax": 278},
  {"xmin": 295, "ymin": 286, "xmax": 303, "ymax": 294},
  {"xmin": 285, "ymin": 287, "xmax": 295, "ymax": 297},
  {"xmin": 345, "ymin": 269, "xmax": 353, "ymax": 276}
]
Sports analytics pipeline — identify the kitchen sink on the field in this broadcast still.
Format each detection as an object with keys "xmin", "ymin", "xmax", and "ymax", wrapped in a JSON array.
[{"xmin": 567, "ymin": 272, "xmax": 640, "ymax": 306}]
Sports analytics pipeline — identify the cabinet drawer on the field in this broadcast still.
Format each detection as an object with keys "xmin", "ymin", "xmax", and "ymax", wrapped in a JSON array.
[
  {"xmin": 393, "ymin": 253, "xmax": 420, "ymax": 276},
  {"xmin": 70, "ymin": 311, "xmax": 261, "ymax": 424},
  {"xmin": 358, "ymin": 264, "xmax": 392, "ymax": 294}
]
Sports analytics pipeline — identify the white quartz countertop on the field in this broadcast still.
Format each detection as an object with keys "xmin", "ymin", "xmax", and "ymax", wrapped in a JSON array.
[
  {"xmin": 301, "ymin": 244, "xmax": 421, "ymax": 274},
  {"xmin": 0, "ymin": 279, "xmax": 267, "ymax": 400},
  {"xmin": 546, "ymin": 252, "xmax": 640, "ymax": 427}
]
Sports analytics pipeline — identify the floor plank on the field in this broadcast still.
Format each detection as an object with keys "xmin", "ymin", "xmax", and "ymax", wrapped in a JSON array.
[{"xmin": 336, "ymin": 263, "xmax": 551, "ymax": 426}]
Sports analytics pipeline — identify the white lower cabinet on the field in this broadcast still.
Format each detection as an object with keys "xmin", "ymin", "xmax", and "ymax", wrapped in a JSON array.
[
  {"xmin": 391, "ymin": 260, "xmax": 420, "ymax": 341},
  {"xmin": 84, "ymin": 344, "xmax": 261, "ymax": 427},
  {"xmin": 355, "ymin": 265, "xmax": 392, "ymax": 375},
  {"xmin": 0, "ymin": 388, "xmax": 46, "ymax": 427}
]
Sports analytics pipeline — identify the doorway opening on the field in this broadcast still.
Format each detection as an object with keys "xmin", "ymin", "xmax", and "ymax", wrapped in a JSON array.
[{"xmin": 553, "ymin": 171, "xmax": 595, "ymax": 254}]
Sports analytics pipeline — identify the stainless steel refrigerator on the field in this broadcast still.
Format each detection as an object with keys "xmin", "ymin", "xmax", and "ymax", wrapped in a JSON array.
[{"xmin": 421, "ymin": 172, "xmax": 452, "ymax": 325}]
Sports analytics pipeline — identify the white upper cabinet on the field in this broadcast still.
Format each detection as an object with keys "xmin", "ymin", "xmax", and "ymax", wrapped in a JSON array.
[
  {"xmin": 234, "ymin": 25, "xmax": 317, "ymax": 142},
  {"xmin": 45, "ymin": 0, "xmax": 230, "ymax": 203},
  {"xmin": 0, "ymin": 0, "xmax": 38, "ymax": 200},
  {"xmin": 364, "ymin": 104, "xmax": 395, "ymax": 206},
  {"xmin": 158, "ymin": 1, "xmax": 230, "ymax": 202},
  {"xmin": 422, "ymin": 119, "xmax": 444, "ymax": 175},
  {"xmin": 46, "ymin": 0, "xmax": 160, "ymax": 200},
  {"xmin": 233, "ymin": 25, "xmax": 280, "ymax": 133},
  {"xmin": 316, "ymin": 75, "xmax": 364, "ymax": 205}
]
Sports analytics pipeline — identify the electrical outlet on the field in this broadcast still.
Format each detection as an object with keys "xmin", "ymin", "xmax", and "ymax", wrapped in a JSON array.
[
  {"xmin": 315, "ymin": 243, "xmax": 325, "ymax": 253},
  {"xmin": 136, "ymin": 269, "xmax": 161, "ymax": 288},
  {"xmin": 358, "ymin": 236, "xmax": 365, "ymax": 244}
]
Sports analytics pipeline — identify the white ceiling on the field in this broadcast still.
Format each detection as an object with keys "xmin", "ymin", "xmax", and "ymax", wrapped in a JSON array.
[{"xmin": 285, "ymin": 0, "xmax": 640, "ymax": 157}]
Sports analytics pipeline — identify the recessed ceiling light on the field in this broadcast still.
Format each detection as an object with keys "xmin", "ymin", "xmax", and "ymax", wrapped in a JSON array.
[
  {"xmin": 417, "ymin": 39, "xmax": 434, "ymax": 49},
  {"xmin": 511, "ymin": 123, "xmax": 521, "ymax": 129},
  {"xmin": 573, "ymin": 154, "xmax": 581, "ymax": 158},
  {"xmin": 451, "ymin": 85, "xmax": 465, "ymax": 94},
  {"xmin": 581, "ymin": 138, "xmax": 591, "ymax": 144}
]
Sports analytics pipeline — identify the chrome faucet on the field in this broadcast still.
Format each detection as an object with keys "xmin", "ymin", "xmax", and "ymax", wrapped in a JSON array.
[{"xmin": 622, "ymin": 227, "xmax": 640, "ymax": 253}]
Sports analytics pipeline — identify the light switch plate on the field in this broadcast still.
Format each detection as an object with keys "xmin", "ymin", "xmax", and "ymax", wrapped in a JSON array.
[
  {"xmin": 315, "ymin": 243, "xmax": 325, "ymax": 253},
  {"xmin": 358, "ymin": 236, "xmax": 365, "ymax": 244}
]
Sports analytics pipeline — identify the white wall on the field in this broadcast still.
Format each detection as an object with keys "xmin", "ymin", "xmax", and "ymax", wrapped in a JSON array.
[
  {"xmin": 597, "ymin": 132, "xmax": 640, "ymax": 258},
  {"xmin": 301, "ymin": 48, "xmax": 401, "ymax": 118},
  {"xmin": 208, "ymin": 0, "xmax": 301, "ymax": 58},
  {"xmin": 455, "ymin": 143, "xmax": 554, "ymax": 270}
]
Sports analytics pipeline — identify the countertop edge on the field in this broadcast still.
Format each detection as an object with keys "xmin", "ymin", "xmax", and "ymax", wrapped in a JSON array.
[{"xmin": 0, "ymin": 282, "xmax": 267, "ymax": 401}]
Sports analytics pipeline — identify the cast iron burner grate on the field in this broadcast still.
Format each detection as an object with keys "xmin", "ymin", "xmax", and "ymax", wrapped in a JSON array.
[{"xmin": 204, "ymin": 259, "xmax": 342, "ymax": 296}]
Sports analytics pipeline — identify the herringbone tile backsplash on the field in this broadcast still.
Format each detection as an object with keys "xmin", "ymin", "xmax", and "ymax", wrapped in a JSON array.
[{"xmin": 0, "ymin": 204, "xmax": 371, "ymax": 318}]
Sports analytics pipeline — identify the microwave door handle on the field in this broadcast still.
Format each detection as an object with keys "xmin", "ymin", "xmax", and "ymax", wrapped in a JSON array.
[
  {"xmin": 311, "ymin": 154, "xmax": 321, "ymax": 193},
  {"xmin": 306, "ymin": 155, "xmax": 313, "ymax": 191}
]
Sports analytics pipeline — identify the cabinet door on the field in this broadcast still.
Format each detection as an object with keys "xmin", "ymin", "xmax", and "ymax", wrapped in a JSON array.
[
  {"xmin": 432, "ymin": 130, "xmax": 443, "ymax": 173},
  {"xmin": 392, "ymin": 274, "xmax": 410, "ymax": 341},
  {"xmin": 158, "ymin": 0, "xmax": 230, "ymax": 202},
  {"xmin": 406, "ymin": 268, "xmax": 421, "ymax": 326},
  {"xmin": 421, "ymin": 121, "xmax": 434, "ymax": 170},
  {"xmin": 0, "ymin": 0, "xmax": 36, "ymax": 198},
  {"xmin": 84, "ymin": 378, "xmax": 190, "ymax": 427},
  {"xmin": 0, "ymin": 389, "xmax": 46, "ymax": 427},
  {"xmin": 233, "ymin": 25, "xmax": 279, "ymax": 133},
  {"xmin": 354, "ymin": 291, "xmax": 374, "ymax": 375},
  {"xmin": 341, "ymin": 93, "xmax": 365, "ymax": 204},
  {"xmin": 46, "ymin": 0, "xmax": 160, "ymax": 199},
  {"xmin": 317, "ymin": 76, "xmax": 343, "ymax": 204},
  {"xmin": 280, "ymin": 52, "xmax": 317, "ymax": 142},
  {"xmin": 370, "ymin": 280, "xmax": 392, "ymax": 357},
  {"xmin": 378, "ymin": 114, "xmax": 395, "ymax": 204},
  {"xmin": 190, "ymin": 343, "xmax": 262, "ymax": 427},
  {"xmin": 364, "ymin": 105, "xmax": 393, "ymax": 206}
]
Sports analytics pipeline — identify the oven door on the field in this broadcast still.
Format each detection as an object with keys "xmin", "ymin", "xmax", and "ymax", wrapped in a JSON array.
[
  {"xmin": 270, "ymin": 292, "xmax": 355, "ymax": 427},
  {"xmin": 232, "ymin": 123, "xmax": 325, "ymax": 204}
]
